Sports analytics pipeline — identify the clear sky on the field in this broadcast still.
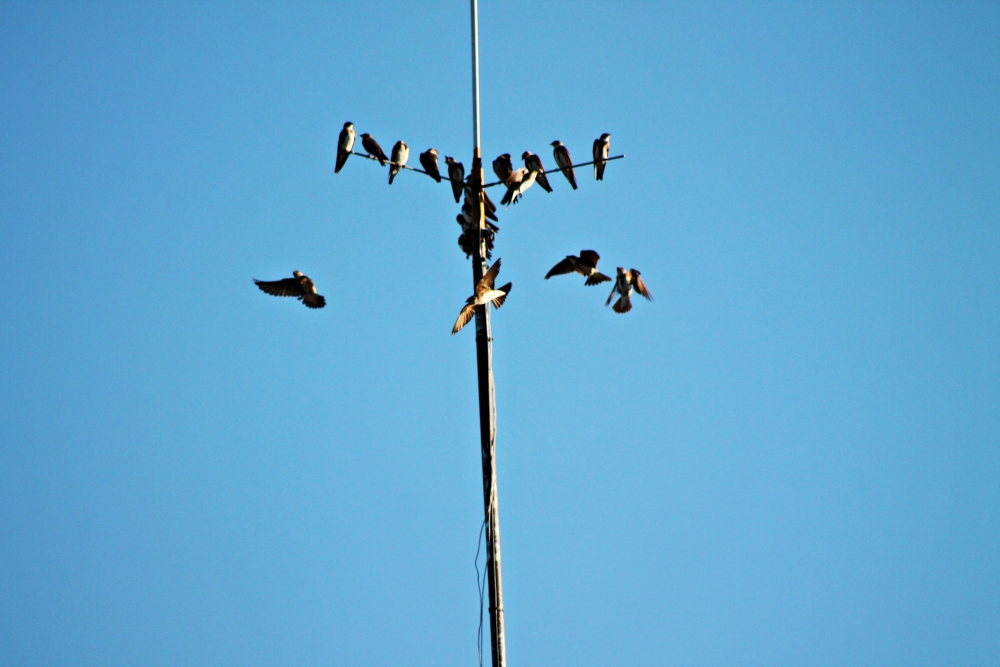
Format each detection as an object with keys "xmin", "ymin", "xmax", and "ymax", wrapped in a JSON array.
[{"xmin": 1, "ymin": 2, "xmax": 997, "ymax": 666}]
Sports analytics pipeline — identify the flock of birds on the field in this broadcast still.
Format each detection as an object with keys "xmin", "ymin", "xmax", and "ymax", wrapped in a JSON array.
[{"xmin": 253, "ymin": 121, "xmax": 653, "ymax": 330}]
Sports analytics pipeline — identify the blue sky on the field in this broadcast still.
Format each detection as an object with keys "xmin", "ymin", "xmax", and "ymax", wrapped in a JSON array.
[{"xmin": 1, "ymin": 2, "xmax": 997, "ymax": 665}]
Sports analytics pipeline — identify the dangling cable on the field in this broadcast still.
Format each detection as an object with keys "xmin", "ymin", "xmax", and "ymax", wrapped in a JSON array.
[{"xmin": 474, "ymin": 517, "xmax": 487, "ymax": 667}]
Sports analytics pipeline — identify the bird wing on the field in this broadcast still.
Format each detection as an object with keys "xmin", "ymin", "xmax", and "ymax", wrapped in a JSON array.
[
  {"xmin": 491, "ymin": 282, "xmax": 512, "ymax": 309},
  {"xmin": 254, "ymin": 278, "xmax": 304, "ymax": 297},
  {"xmin": 420, "ymin": 151, "xmax": 441, "ymax": 181},
  {"xmin": 452, "ymin": 303, "xmax": 476, "ymax": 334},
  {"xmin": 631, "ymin": 270, "xmax": 653, "ymax": 300},
  {"xmin": 545, "ymin": 257, "xmax": 576, "ymax": 279},
  {"xmin": 605, "ymin": 281, "xmax": 619, "ymax": 306},
  {"xmin": 478, "ymin": 258, "xmax": 502, "ymax": 292},
  {"xmin": 579, "ymin": 250, "xmax": 600, "ymax": 268},
  {"xmin": 535, "ymin": 169, "xmax": 553, "ymax": 193}
]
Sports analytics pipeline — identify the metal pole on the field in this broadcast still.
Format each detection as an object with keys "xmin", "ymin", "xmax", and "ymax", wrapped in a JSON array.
[{"xmin": 471, "ymin": 1, "xmax": 506, "ymax": 666}]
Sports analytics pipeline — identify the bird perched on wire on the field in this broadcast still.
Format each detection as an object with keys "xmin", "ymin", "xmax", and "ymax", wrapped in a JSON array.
[
  {"xmin": 606, "ymin": 267, "xmax": 653, "ymax": 313},
  {"xmin": 492, "ymin": 153, "xmax": 513, "ymax": 184},
  {"xmin": 593, "ymin": 133, "xmax": 610, "ymax": 180},
  {"xmin": 360, "ymin": 133, "xmax": 388, "ymax": 166},
  {"xmin": 388, "ymin": 140, "xmax": 409, "ymax": 184},
  {"xmin": 335, "ymin": 122, "xmax": 355, "ymax": 174},
  {"xmin": 254, "ymin": 271, "xmax": 326, "ymax": 309},
  {"xmin": 419, "ymin": 148, "xmax": 441, "ymax": 182},
  {"xmin": 545, "ymin": 250, "xmax": 611, "ymax": 285},
  {"xmin": 551, "ymin": 140, "xmax": 577, "ymax": 189},
  {"xmin": 452, "ymin": 258, "xmax": 512, "ymax": 334},
  {"xmin": 445, "ymin": 156, "xmax": 465, "ymax": 203},
  {"xmin": 521, "ymin": 151, "xmax": 552, "ymax": 192}
]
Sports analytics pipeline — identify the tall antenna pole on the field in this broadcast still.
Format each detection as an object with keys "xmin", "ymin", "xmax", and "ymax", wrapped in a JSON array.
[{"xmin": 470, "ymin": 1, "xmax": 506, "ymax": 665}]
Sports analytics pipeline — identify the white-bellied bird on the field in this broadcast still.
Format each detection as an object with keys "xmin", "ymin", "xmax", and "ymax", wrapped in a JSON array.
[
  {"xmin": 606, "ymin": 267, "xmax": 653, "ymax": 313},
  {"xmin": 254, "ymin": 271, "xmax": 326, "ymax": 309},
  {"xmin": 545, "ymin": 250, "xmax": 611, "ymax": 285},
  {"xmin": 452, "ymin": 258, "xmax": 512, "ymax": 334},
  {"xmin": 335, "ymin": 122, "xmax": 355, "ymax": 174}
]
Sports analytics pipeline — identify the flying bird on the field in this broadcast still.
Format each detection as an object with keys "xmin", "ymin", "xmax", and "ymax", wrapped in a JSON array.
[
  {"xmin": 492, "ymin": 154, "xmax": 513, "ymax": 183},
  {"xmin": 419, "ymin": 148, "xmax": 441, "ymax": 182},
  {"xmin": 593, "ymin": 133, "xmax": 610, "ymax": 180},
  {"xmin": 452, "ymin": 258, "xmax": 512, "ymax": 334},
  {"xmin": 522, "ymin": 151, "xmax": 552, "ymax": 192},
  {"xmin": 605, "ymin": 267, "xmax": 653, "ymax": 314},
  {"xmin": 500, "ymin": 168, "xmax": 532, "ymax": 207},
  {"xmin": 551, "ymin": 140, "xmax": 577, "ymax": 189},
  {"xmin": 335, "ymin": 122, "xmax": 355, "ymax": 174},
  {"xmin": 388, "ymin": 140, "xmax": 409, "ymax": 184},
  {"xmin": 360, "ymin": 133, "xmax": 388, "ymax": 166},
  {"xmin": 545, "ymin": 250, "xmax": 611, "ymax": 285},
  {"xmin": 254, "ymin": 271, "xmax": 326, "ymax": 309},
  {"xmin": 445, "ymin": 156, "xmax": 465, "ymax": 203}
]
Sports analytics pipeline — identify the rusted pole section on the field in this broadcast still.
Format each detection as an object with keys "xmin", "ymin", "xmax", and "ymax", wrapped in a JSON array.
[{"xmin": 471, "ymin": 1, "xmax": 506, "ymax": 665}]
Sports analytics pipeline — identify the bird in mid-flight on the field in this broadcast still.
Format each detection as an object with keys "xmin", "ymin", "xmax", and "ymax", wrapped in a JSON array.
[
  {"xmin": 452, "ymin": 258, "xmax": 512, "ymax": 334},
  {"xmin": 445, "ymin": 156, "xmax": 465, "ymax": 203},
  {"xmin": 360, "ymin": 133, "xmax": 388, "ymax": 166},
  {"xmin": 606, "ymin": 267, "xmax": 653, "ymax": 314},
  {"xmin": 419, "ymin": 148, "xmax": 441, "ymax": 182},
  {"xmin": 522, "ymin": 151, "xmax": 552, "ymax": 192},
  {"xmin": 551, "ymin": 140, "xmax": 577, "ymax": 189},
  {"xmin": 388, "ymin": 140, "xmax": 409, "ymax": 184},
  {"xmin": 254, "ymin": 271, "xmax": 326, "ymax": 309},
  {"xmin": 593, "ymin": 133, "xmax": 610, "ymax": 180},
  {"xmin": 335, "ymin": 122, "xmax": 355, "ymax": 174},
  {"xmin": 545, "ymin": 250, "xmax": 611, "ymax": 285},
  {"xmin": 500, "ymin": 168, "xmax": 534, "ymax": 207}
]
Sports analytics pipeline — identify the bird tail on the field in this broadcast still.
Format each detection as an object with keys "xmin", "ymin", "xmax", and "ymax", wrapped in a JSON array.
[
  {"xmin": 613, "ymin": 294, "xmax": 632, "ymax": 313},
  {"xmin": 302, "ymin": 294, "xmax": 326, "ymax": 309},
  {"xmin": 388, "ymin": 168, "xmax": 397, "ymax": 184},
  {"xmin": 492, "ymin": 283, "xmax": 512, "ymax": 309},
  {"xmin": 586, "ymin": 272, "xmax": 611, "ymax": 286},
  {"xmin": 335, "ymin": 152, "xmax": 348, "ymax": 174},
  {"xmin": 606, "ymin": 285, "xmax": 617, "ymax": 306}
]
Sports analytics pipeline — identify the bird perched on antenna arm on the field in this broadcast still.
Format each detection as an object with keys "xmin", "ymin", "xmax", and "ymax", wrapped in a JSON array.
[
  {"xmin": 452, "ymin": 258, "xmax": 512, "ymax": 334},
  {"xmin": 388, "ymin": 140, "xmax": 409, "ymax": 184},
  {"xmin": 445, "ymin": 156, "xmax": 465, "ymax": 203},
  {"xmin": 606, "ymin": 267, "xmax": 652, "ymax": 313},
  {"xmin": 545, "ymin": 250, "xmax": 611, "ymax": 285},
  {"xmin": 335, "ymin": 122, "xmax": 355, "ymax": 173},
  {"xmin": 492, "ymin": 153, "xmax": 513, "ymax": 184},
  {"xmin": 551, "ymin": 140, "xmax": 577, "ymax": 189},
  {"xmin": 360, "ymin": 133, "xmax": 388, "ymax": 166},
  {"xmin": 522, "ymin": 151, "xmax": 552, "ymax": 192},
  {"xmin": 593, "ymin": 133, "xmax": 610, "ymax": 180},
  {"xmin": 419, "ymin": 148, "xmax": 441, "ymax": 182},
  {"xmin": 254, "ymin": 271, "xmax": 326, "ymax": 309}
]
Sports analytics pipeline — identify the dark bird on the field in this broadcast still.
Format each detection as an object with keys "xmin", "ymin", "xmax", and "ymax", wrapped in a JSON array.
[
  {"xmin": 593, "ymin": 133, "xmax": 610, "ymax": 180},
  {"xmin": 482, "ymin": 188, "xmax": 499, "ymax": 222},
  {"xmin": 388, "ymin": 140, "xmax": 409, "ymax": 184},
  {"xmin": 605, "ymin": 267, "xmax": 653, "ymax": 313},
  {"xmin": 551, "ymin": 140, "xmax": 577, "ymax": 189},
  {"xmin": 445, "ymin": 156, "xmax": 465, "ymax": 203},
  {"xmin": 452, "ymin": 259, "xmax": 512, "ymax": 334},
  {"xmin": 419, "ymin": 148, "xmax": 441, "ymax": 182},
  {"xmin": 254, "ymin": 271, "xmax": 326, "ymax": 309},
  {"xmin": 492, "ymin": 153, "xmax": 513, "ymax": 184},
  {"xmin": 335, "ymin": 122, "xmax": 355, "ymax": 174},
  {"xmin": 522, "ymin": 151, "xmax": 552, "ymax": 192},
  {"xmin": 360, "ymin": 133, "xmax": 388, "ymax": 166},
  {"xmin": 500, "ymin": 168, "xmax": 532, "ymax": 207},
  {"xmin": 545, "ymin": 250, "xmax": 611, "ymax": 285}
]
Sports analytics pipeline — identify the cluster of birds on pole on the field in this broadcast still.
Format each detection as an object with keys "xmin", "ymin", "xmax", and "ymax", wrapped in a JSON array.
[{"xmin": 252, "ymin": 121, "xmax": 652, "ymax": 325}]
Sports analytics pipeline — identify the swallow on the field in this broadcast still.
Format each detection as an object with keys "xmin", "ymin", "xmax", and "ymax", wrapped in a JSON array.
[
  {"xmin": 445, "ymin": 156, "xmax": 465, "ymax": 203},
  {"xmin": 551, "ymin": 140, "xmax": 577, "ymax": 189},
  {"xmin": 499, "ymin": 168, "xmax": 528, "ymax": 206},
  {"xmin": 493, "ymin": 153, "xmax": 513, "ymax": 184},
  {"xmin": 419, "ymin": 148, "xmax": 441, "ymax": 182},
  {"xmin": 388, "ymin": 140, "xmax": 409, "ymax": 184},
  {"xmin": 545, "ymin": 250, "xmax": 611, "ymax": 285},
  {"xmin": 254, "ymin": 271, "xmax": 326, "ymax": 309},
  {"xmin": 360, "ymin": 133, "xmax": 388, "ymax": 166},
  {"xmin": 593, "ymin": 133, "xmax": 610, "ymax": 180},
  {"xmin": 482, "ymin": 188, "xmax": 499, "ymax": 222},
  {"xmin": 522, "ymin": 151, "xmax": 552, "ymax": 192},
  {"xmin": 335, "ymin": 122, "xmax": 355, "ymax": 174},
  {"xmin": 605, "ymin": 267, "xmax": 653, "ymax": 313},
  {"xmin": 452, "ymin": 258, "xmax": 512, "ymax": 334}
]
